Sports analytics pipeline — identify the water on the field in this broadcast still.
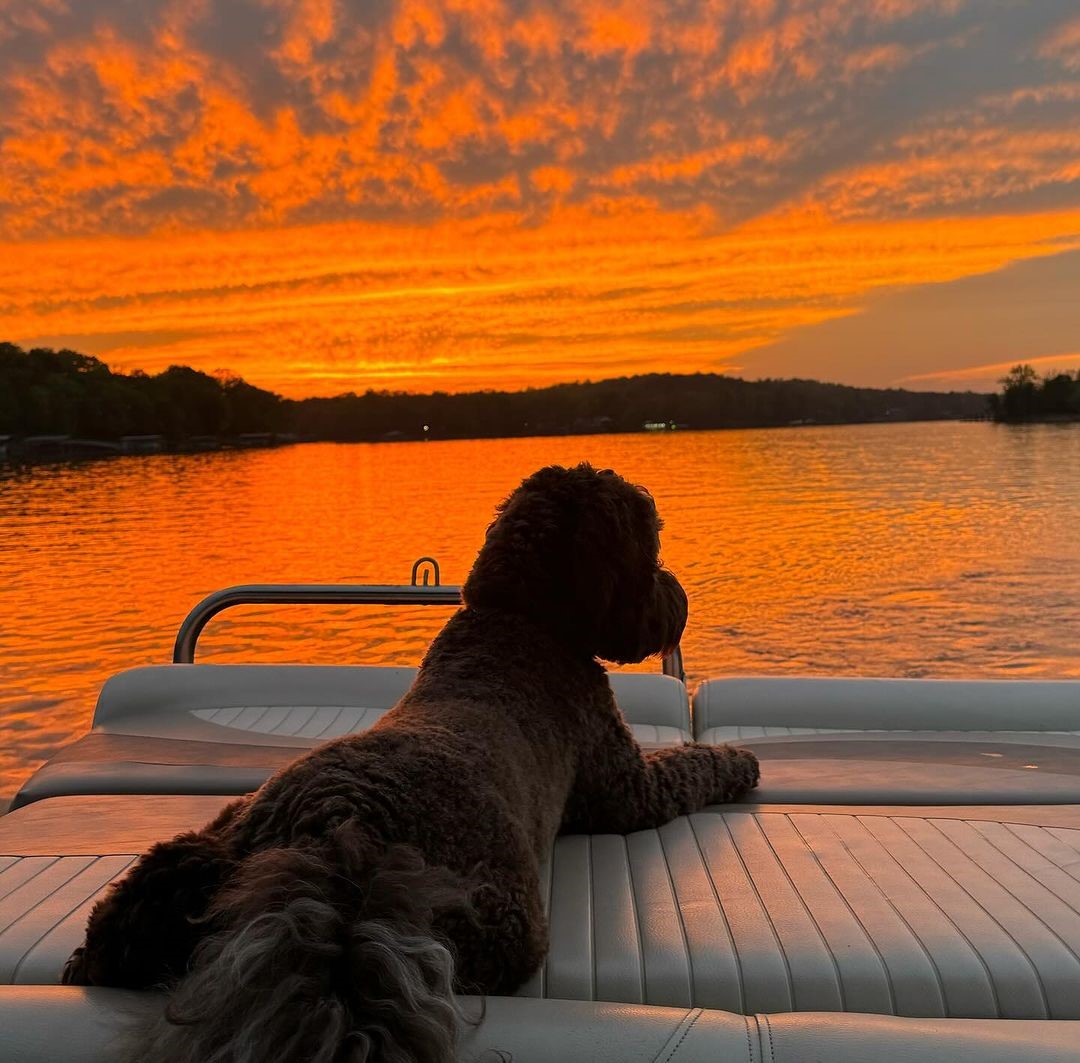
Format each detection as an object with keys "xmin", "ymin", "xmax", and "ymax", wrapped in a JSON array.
[{"xmin": 1, "ymin": 421, "xmax": 1078, "ymax": 799}]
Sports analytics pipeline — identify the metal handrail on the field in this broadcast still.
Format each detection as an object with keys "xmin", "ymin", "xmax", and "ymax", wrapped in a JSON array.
[
  {"xmin": 173, "ymin": 584, "xmax": 461, "ymax": 663},
  {"xmin": 172, "ymin": 582, "xmax": 685, "ymax": 680},
  {"xmin": 663, "ymin": 644, "xmax": 685, "ymax": 683}
]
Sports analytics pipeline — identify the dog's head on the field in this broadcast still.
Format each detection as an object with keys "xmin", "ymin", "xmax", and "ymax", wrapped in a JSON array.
[{"xmin": 463, "ymin": 463, "xmax": 687, "ymax": 663}]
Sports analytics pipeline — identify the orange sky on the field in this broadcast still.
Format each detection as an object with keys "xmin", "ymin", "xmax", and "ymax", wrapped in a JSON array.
[{"xmin": 1, "ymin": 0, "xmax": 1078, "ymax": 396}]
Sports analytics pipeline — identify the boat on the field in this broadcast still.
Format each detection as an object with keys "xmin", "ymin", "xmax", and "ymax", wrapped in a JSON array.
[{"xmin": 2, "ymin": 570, "xmax": 1079, "ymax": 1061}]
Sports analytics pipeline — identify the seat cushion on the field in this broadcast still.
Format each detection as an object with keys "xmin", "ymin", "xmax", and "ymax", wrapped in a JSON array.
[
  {"xmin": 522, "ymin": 805, "xmax": 1080, "ymax": 1017},
  {"xmin": 694, "ymin": 679, "xmax": 1080, "ymax": 804},
  {"xmin": 4, "ymin": 990, "xmax": 1080, "ymax": 1063},
  {"xmin": 14, "ymin": 667, "xmax": 690, "ymax": 807},
  {"xmin": 5, "ymin": 796, "xmax": 1080, "ymax": 1019},
  {"xmin": 697, "ymin": 732, "xmax": 1080, "ymax": 804}
]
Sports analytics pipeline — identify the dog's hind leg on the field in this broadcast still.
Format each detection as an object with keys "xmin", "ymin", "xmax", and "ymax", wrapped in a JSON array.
[
  {"xmin": 561, "ymin": 709, "xmax": 759, "ymax": 834},
  {"xmin": 442, "ymin": 860, "xmax": 549, "ymax": 997},
  {"xmin": 62, "ymin": 800, "xmax": 247, "ymax": 987}
]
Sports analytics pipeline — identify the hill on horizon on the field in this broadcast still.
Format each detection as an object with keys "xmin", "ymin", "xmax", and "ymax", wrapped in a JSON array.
[{"xmin": 1, "ymin": 342, "xmax": 989, "ymax": 445}]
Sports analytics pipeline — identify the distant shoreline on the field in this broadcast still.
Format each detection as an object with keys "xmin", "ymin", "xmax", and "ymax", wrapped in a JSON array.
[
  {"xmin": 0, "ymin": 415, "xmax": 1007, "ymax": 469},
  {"xmin": 991, "ymin": 414, "xmax": 1080, "ymax": 425},
  {"xmin": 2, "ymin": 344, "xmax": 990, "ymax": 450},
  {"xmin": 0, "ymin": 433, "xmax": 298, "ymax": 466}
]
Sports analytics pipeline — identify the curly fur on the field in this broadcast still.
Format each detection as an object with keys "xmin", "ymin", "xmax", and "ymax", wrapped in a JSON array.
[{"xmin": 63, "ymin": 462, "xmax": 760, "ymax": 1062}]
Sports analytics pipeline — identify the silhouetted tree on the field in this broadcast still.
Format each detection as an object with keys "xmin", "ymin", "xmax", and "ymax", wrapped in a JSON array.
[
  {"xmin": 991, "ymin": 364, "xmax": 1080, "ymax": 422},
  {"xmin": 217, "ymin": 372, "xmax": 286, "ymax": 434}
]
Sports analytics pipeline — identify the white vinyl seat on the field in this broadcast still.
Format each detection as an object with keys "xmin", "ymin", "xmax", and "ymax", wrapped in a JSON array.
[
  {"xmin": 694, "ymin": 678, "xmax": 1080, "ymax": 740},
  {"xmin": 4, "ymin": 989, "xmax": 1079, "ymax": 1063},
  {"xmin": 13, "ymin": 666, "xmax": 691, "ymax": 808},
  {"xmin": 5, "ymin": 795, "xmax": 1080, "ymax": 1022},
  {"xmin": 97, "ymin": 665, "xmax": 689, "ymax": 744},
  {"xmin": 694, "ymin": 678, "xmax": 1080, "ymax": 804}
]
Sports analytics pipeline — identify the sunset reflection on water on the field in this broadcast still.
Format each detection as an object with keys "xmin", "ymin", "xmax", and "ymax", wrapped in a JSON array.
[{"xmin": 2, "ymin": 421, "xmax": 1078, "ymax": 799}]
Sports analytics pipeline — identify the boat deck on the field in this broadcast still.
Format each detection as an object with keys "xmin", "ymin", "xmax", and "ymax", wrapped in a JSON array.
[{"xmin": 3, "ymin": 616, "xmax": 1080, "ymax": 1059}]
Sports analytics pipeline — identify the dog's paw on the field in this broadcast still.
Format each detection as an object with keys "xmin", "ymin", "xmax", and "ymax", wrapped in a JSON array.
[
  {"xmin": 737, "ymin": 748, "xmax": 760, "ymax": 789},
  {"xmin": 724, "ymin": 746, "xmax": 760, "ymax": 794}
]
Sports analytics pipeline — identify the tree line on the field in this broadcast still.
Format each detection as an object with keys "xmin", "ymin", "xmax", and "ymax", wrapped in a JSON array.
[
  {"xmin": 0, "ymin": 343, "xmax": 285, "ymax": 440},
  {"xmin": 1, "ymin": 341, "xmax": 989, "ymax": 446},
  {"xmin": 989, "ymin": 364, "xmax": 1080, "ymax": 422}
]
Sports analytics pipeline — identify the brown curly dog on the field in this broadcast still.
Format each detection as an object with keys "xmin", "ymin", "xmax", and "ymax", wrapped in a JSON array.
[{"xmin": 62, "ymin": 462, "xmax": 760, "ymax": 1063}]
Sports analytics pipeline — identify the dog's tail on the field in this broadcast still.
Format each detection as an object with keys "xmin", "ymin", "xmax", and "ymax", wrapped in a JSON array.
[{"xmin": 128, "ymin": 826, "xmax": 473, "ymax": 1063}]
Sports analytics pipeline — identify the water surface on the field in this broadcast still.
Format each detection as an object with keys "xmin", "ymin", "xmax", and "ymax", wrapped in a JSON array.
[{"xmin": 2, "ymin": 422, "xmax": 1078, "ymax": 798}]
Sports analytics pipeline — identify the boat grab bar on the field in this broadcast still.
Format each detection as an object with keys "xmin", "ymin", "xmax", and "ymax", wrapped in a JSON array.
[
  {"xmin": 174, "ymin": 581, "xmax": 686, "ymax": 682},
  {"xmin": 173, "ymin": 584, "xmax": 460, "ymax": 664}
]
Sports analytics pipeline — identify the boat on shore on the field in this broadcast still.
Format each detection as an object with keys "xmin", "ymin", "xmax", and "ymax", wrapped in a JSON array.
[{"xmin": 2, "ymin": 575, "xmax": 1079, "ymax": 1061}]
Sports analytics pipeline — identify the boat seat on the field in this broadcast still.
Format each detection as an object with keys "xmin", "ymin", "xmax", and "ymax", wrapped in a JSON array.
[
  {"xmin": 4, "ymin": 990, "xmax": 1078, "ymax": 1063},
  {"xmin": 13, "ymin": 666, "xmax": 691, "ymax": 808},
  {"xmin": 5, "ymin": 795, "xmax": 1080, "ymax": 1021},
  {"xmin": 694, "ymin": 678, "xmax": 1080, "ymax": 804}
]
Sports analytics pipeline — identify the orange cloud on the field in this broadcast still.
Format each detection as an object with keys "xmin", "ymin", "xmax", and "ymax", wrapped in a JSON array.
[
  {"xmin": 580, "ymin": 2, "xmax": 653, "ymax": 56},
  {"xmin": 1039, "ymin": 15, "xmax": 1080, "ymax": 71},
  {"xmin": 5, "ymin": 204, "xmax": 1078, "ymax": 395},
  {"xmin": 901, "ymin": 352, "xmax": 1080, "ymax": 393},
  {"xmin": 0, "ymin": 0, "xmax": 1077, "ymax": 393},
  {"xmin": 808, "ymin": 126, "xmax": 1080, "ymax": 218},
  {"xmin": 4, "ymin": 0, "xmax": 1073, "ymax": 238}
]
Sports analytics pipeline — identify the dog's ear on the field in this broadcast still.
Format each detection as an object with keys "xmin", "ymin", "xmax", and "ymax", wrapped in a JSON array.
[
  {"xmin": 463, "ymin": 463, "xmax": 687, "ymax": 663},
  {"xmin": 64, "ymin": 826, "xmax": 238, "ymax": 988},
  {"xmin": 462, "ymin": 463, "xmax": 577, "ymax": 622}
]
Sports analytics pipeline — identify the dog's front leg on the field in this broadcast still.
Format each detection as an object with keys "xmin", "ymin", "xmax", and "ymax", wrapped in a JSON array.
[{"xmin": 563, "ymin": 740, "xmax": 759, "ymax": 835}]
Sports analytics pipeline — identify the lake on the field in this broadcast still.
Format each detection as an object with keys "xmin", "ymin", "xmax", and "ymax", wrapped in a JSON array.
[{"xmin": 2, "ymin": 421, "xmax": 1078, "ymax": 800}]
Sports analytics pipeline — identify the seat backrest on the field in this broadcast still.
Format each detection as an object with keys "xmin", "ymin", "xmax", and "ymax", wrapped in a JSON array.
[
  {"xmin": 694, "ymin": 677, "xmax": 1080, "ymax": 736},
  {"xmin": 94, "ymin": 664, "xmax": 690, "ymax": 742}
]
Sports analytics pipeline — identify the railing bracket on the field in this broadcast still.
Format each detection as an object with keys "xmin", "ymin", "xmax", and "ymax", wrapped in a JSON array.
[{"xmin": 410, "ymin": 557, "xmax": 441, "ymax": 587}]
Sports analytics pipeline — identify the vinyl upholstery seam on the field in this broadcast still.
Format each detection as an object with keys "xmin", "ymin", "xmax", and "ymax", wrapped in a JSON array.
[
  {"xmin": 762, "ymin": 1012, "xmax": 776, "ymax": 1063},
  {"xmin": 655, "ymin": 1007, "xmax": 702, "ymax": 1061}
]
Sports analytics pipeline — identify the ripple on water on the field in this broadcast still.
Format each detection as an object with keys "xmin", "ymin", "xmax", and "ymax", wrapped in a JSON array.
[{"xmin": 2, "ymin": 421, "xmax": 1079, "ymax": 797}]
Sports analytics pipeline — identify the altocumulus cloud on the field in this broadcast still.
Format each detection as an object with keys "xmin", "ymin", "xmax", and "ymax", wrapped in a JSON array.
[{"xmin": 0, "ymin": 0, "xmax": 1078, "ymax": 392}]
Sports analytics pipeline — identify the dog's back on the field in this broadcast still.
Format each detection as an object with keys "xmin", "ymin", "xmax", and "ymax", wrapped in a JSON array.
[{"xmin": 63, "ymin": 464, "xmax": 758, "ymax": 1063}]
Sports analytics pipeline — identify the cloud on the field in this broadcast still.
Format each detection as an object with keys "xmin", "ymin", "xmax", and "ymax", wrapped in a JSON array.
[
  {"xmin": 5, "ymin": 204, "xmax": 1078, "ymax": 395},
  {"xmin": 901, "ymin": 351, "xmax": 1080, "ymax": 392},
  {"xmin": 1039, "ymin": 14, "xmax": 1080, "ymax": 72},
  {"xmin": 746, "ymin": 247, "xmax": 1080, "ymax": 390},
  {"xmin": 2, "ymin": 0, "xmax": 1077, "ymax": 236},
  {"xmin": 1, "ymin": 0, "xmax": 1078, "ymax": 392}
]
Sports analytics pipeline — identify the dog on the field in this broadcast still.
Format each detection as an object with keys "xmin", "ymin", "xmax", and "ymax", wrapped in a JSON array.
[{"xmin": 63, "ymin": 462, "xmax": 760, "ymax": 1062}]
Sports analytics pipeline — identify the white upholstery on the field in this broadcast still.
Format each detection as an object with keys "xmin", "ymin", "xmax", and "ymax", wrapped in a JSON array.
[
  {"xmin": 469, "ymin": 1001, "xmax": 1080, "ymax": 1062},
  {"xmin": 693, "ymin": 678, "xmax": 1080, "ymax": 804},
  {"xmin": 702, "ymin": 726, "xmax": 1080, "ymax": 745},
  {"xmin": 628, "ymin": 724, "xmax": 692, "ymax": 747},
  {"xmin": 95, "ymin": 664, "xmax": 690, "ymax": 742},
  {"xmin": 524, "ymin": 808, "xmax": 1080, "ymax": 1018},
  {"xmin": 6, "ymin": 796, "xmax": 1080, "ymax": 1020},
  {"xmin": 13, "ymin": 667, "xmax": 690, "ymax": 807},
  {"xmin": 694, "ymin": 678, "xmax": 1080, "ymax": 736},
  {"xmin": 0, "ymin": 856, "xmax": 137, "ymax": 984},
  {"xmin": 4, "ymin": 990, "xmax": 1079, "ymax": 1063}
]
